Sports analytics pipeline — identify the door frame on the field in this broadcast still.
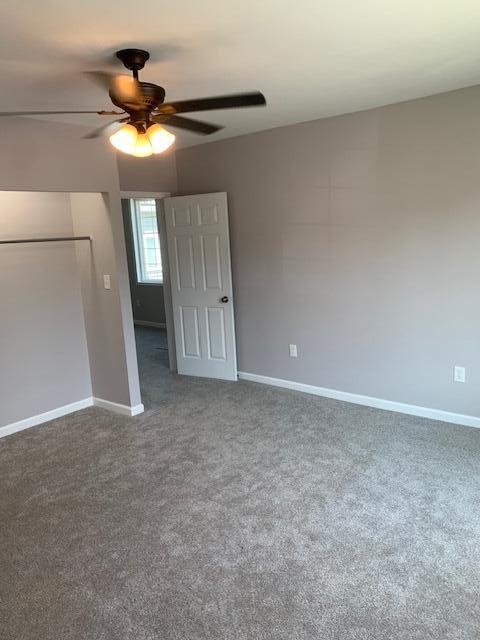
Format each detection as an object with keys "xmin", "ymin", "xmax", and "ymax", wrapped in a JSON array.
[{"xmin": 121, "ymin": 191, "xmax": 177, "ymax": 372}]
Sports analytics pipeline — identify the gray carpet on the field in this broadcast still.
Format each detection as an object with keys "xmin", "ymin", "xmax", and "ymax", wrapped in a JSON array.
[{"xmin": 1, "ymin": 326, "xmax": 480, "ymax": 639}]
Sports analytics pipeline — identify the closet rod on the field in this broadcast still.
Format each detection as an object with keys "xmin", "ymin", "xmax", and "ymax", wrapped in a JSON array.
[{"xmin": 0, "ymin": 236, "xmax": 92, "ymax": 245}]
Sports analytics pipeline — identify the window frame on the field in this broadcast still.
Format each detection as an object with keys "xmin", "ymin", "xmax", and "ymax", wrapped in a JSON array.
[{"xmin": 129, "ymin": 198, "xmax": 164, "ymax": 286}]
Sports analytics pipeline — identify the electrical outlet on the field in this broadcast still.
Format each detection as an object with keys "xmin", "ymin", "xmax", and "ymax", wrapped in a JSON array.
[
  {"xmin": 454, "ymin": 366, "xmax": 466, "ymax": 383},
  {"xmin": 289, "ymin": 344, "xmax": 298, "ymax": 358},
  {"xmin": 103, "ymin": 274, "xmax": 111, "ymax": 290}
]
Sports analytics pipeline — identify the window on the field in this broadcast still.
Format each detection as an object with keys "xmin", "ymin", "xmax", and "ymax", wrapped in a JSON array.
[{"xmin": 130, "ymin": 198, "xmax": 163, "ymax": 284}]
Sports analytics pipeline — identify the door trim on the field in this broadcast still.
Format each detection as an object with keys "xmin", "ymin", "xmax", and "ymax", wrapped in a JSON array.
[{"xmin": 120, "ymin": 191, "xmax": 170, "ymax": 199}]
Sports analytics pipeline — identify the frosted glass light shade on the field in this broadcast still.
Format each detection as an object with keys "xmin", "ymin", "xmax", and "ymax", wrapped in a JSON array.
[
  {"xmin": 146, "ymin": 124, "xmax": 175, "ymax": 154},
  {"xmin": 109, "ymin": 124, "xmax": 138, "ymax": 154},
  {"xmin": 133, "ymin": 133, "xmax": 153, "ymax": 157},
  {"xmin": 109, "ymin": 122, "xmax": 174, "ymax": 157}
]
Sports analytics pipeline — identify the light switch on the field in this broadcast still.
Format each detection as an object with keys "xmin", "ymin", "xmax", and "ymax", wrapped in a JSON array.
[
  {"xmin": 289, "ymin": 344, "xmax": 298, "ymax": 358},
  {"xmin": 103, "ymin": 274, "xmax": 111, "ymax": 290},
  {"xmin": 454, "ymin": 366, "xmax": 465, "ymax": 383}
]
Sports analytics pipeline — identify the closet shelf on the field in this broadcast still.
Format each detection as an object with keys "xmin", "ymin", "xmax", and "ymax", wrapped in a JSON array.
[{"xmin": 0, "ymin": 236, "xmax": 92, "ymax": 245}]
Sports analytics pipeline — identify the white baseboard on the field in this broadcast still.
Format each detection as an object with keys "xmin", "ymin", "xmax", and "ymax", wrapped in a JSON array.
[
  {"xmin": 93, "ymin": 397, "xmax": 145, "ymax": 416},
  {"xmin": 0, "ymin": 397, "xmax": 94, "ymax": 439},
  {"xmin": 0, "ymin": 395, "xmax": 145, "ymax": 440},
  {"xmin": 134, "ymin": 320, "xmax": 166, "ymax": 329},
  {"xmin": 238, "ymin": 372, "xmax": 480, "ymax": 430}
]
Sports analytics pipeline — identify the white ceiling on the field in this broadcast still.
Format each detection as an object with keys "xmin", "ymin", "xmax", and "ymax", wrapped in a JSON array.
[{"xmin": 1, "ymin": 0, "xmax": 480, "ymax": 147}]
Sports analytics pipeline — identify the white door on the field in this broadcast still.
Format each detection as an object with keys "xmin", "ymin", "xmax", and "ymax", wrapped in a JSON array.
[{"xmin": 163, "ymin": 192, "xmax": 237, "ymax": 380}]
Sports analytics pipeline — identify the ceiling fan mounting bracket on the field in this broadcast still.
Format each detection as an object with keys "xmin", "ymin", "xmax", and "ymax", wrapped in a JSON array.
[{"xmin": 116, "ymin": 49, "xmax": 150, "ymax": 73}]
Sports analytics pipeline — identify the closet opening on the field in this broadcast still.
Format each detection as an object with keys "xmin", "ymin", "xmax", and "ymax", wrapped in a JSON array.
[{"xmin": 0, "ymin": 189, "xmax": 142, "ymax": 438}]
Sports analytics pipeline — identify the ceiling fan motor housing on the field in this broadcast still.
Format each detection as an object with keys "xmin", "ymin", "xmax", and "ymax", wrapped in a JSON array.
[
  {"xmin": 109, "ymin": 82, "xmax": 166, "ymax": 114},
  {"xmin": 113, "ymin": 49, "xmax": 166, "ymax": 114}
]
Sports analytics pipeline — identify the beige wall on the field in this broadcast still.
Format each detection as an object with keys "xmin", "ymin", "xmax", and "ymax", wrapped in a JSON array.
[{"xmin": 176, "ymin": 86, "xmax": 480, "ymax": 418}]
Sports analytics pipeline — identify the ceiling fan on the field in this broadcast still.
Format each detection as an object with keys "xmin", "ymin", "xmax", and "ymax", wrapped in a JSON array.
[{"xmin": 0, "ymin": 48, "xmax": 267, "ymax": 157}]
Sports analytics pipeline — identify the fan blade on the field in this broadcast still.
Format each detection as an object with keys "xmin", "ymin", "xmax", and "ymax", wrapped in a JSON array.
[
  {"xmin": 85, "ymin": 71, "xmax": 143, "ymax": 107},
  {"xmin": 83, "ymin": 118, "xmax": 130, "ymax": 139},
  {"xmin": 156, "ymin": 91, "xmax": 266, "ymax": 115},
  {"xmin": 152, "ymin": 114, "xmax": 222, "ymax": 135},
  {"xmin": 0, "ymin": 110, "xmax": 119, "ymax": 116}
]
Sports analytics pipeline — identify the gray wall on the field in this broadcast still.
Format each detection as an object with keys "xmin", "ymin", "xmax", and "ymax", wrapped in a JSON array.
[
  {"xmin": 116, "ymin": 151, "xmax": 178, "ymax": 193},
  {"xmin": 0, "ymin": 192, "xmax": 92, "ymax": 426},
  {"xmin": 71, "ymin": 193, "xmax": 140, "ymax": 406},
  {"xmin": 0, "ymin": 118, "xmax": 141, "ymax": 424},
  {"xmin": 176, "ymin": 86, "xmax": 480, "ymax": 417},
  {"xmin": 121, "ymin": 199, "xmax": 166, "ymax": 326}
]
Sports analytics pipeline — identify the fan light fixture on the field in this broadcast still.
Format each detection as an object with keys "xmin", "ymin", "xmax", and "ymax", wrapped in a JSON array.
[
  {"xmin": 0, "ymin": 48, "xmax": 266, "ymax": 159},
  {"xmin": 110, "ymin": 123, "xmax": 175, "ymax": 157}
]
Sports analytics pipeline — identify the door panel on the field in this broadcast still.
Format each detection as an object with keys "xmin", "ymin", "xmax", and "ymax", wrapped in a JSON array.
[
  {"xmin": 180, "ymin": 306, "xmax": 201, "ymax": 358},
  {"xmin": 201, "ymin": 235, "xmax": 222, "ymax": 290},
  {"xmin": 206, "ymin": 307, "xmax": 226, "ymax": 360},
  {"xmin": 164, "ymin": 192, "xmax": 237, "ymax": 380},
  {"xmin": 172, "ymin": 206, "xmax": 193, "ymax": 227},
  {"xmin": 174, "ymin": 236, "xmax": 195, "ymax": 289},
  {"xmin": 198, "ymin": 204, "xmax": 219, "ymax": 225}
]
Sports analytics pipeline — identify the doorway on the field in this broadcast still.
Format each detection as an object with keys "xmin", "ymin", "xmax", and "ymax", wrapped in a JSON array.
[
  {"xmin": 122, "ymin": 191, "xmax": 238, "ymax": 408},
  {"xmin": 1, "ymin": 190, "xmax": 143, "ymax": 436},
  {"xmin": 121, "ymin": 192, "xmax": 173, "ymax": 407}
]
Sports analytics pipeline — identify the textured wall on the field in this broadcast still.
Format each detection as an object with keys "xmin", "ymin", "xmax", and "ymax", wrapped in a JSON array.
[
  {"xmin": 176, "ymin": 86, "xmax": 480, "ymax": 417},
  {"xmin": 0, "ymin": 192, "xmax": 92, "ymax": 426}
]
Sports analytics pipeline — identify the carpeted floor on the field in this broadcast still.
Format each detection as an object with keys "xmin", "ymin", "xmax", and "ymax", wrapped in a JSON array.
[{"xmin": 1, "ymin": 327, "xmax": 480, "ymax": 639}]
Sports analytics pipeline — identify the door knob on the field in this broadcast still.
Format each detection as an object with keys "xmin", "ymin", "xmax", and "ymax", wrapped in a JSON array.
[{"xmin": 220, "ymin": 296, "xmax": 229, "ymax": 303}]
